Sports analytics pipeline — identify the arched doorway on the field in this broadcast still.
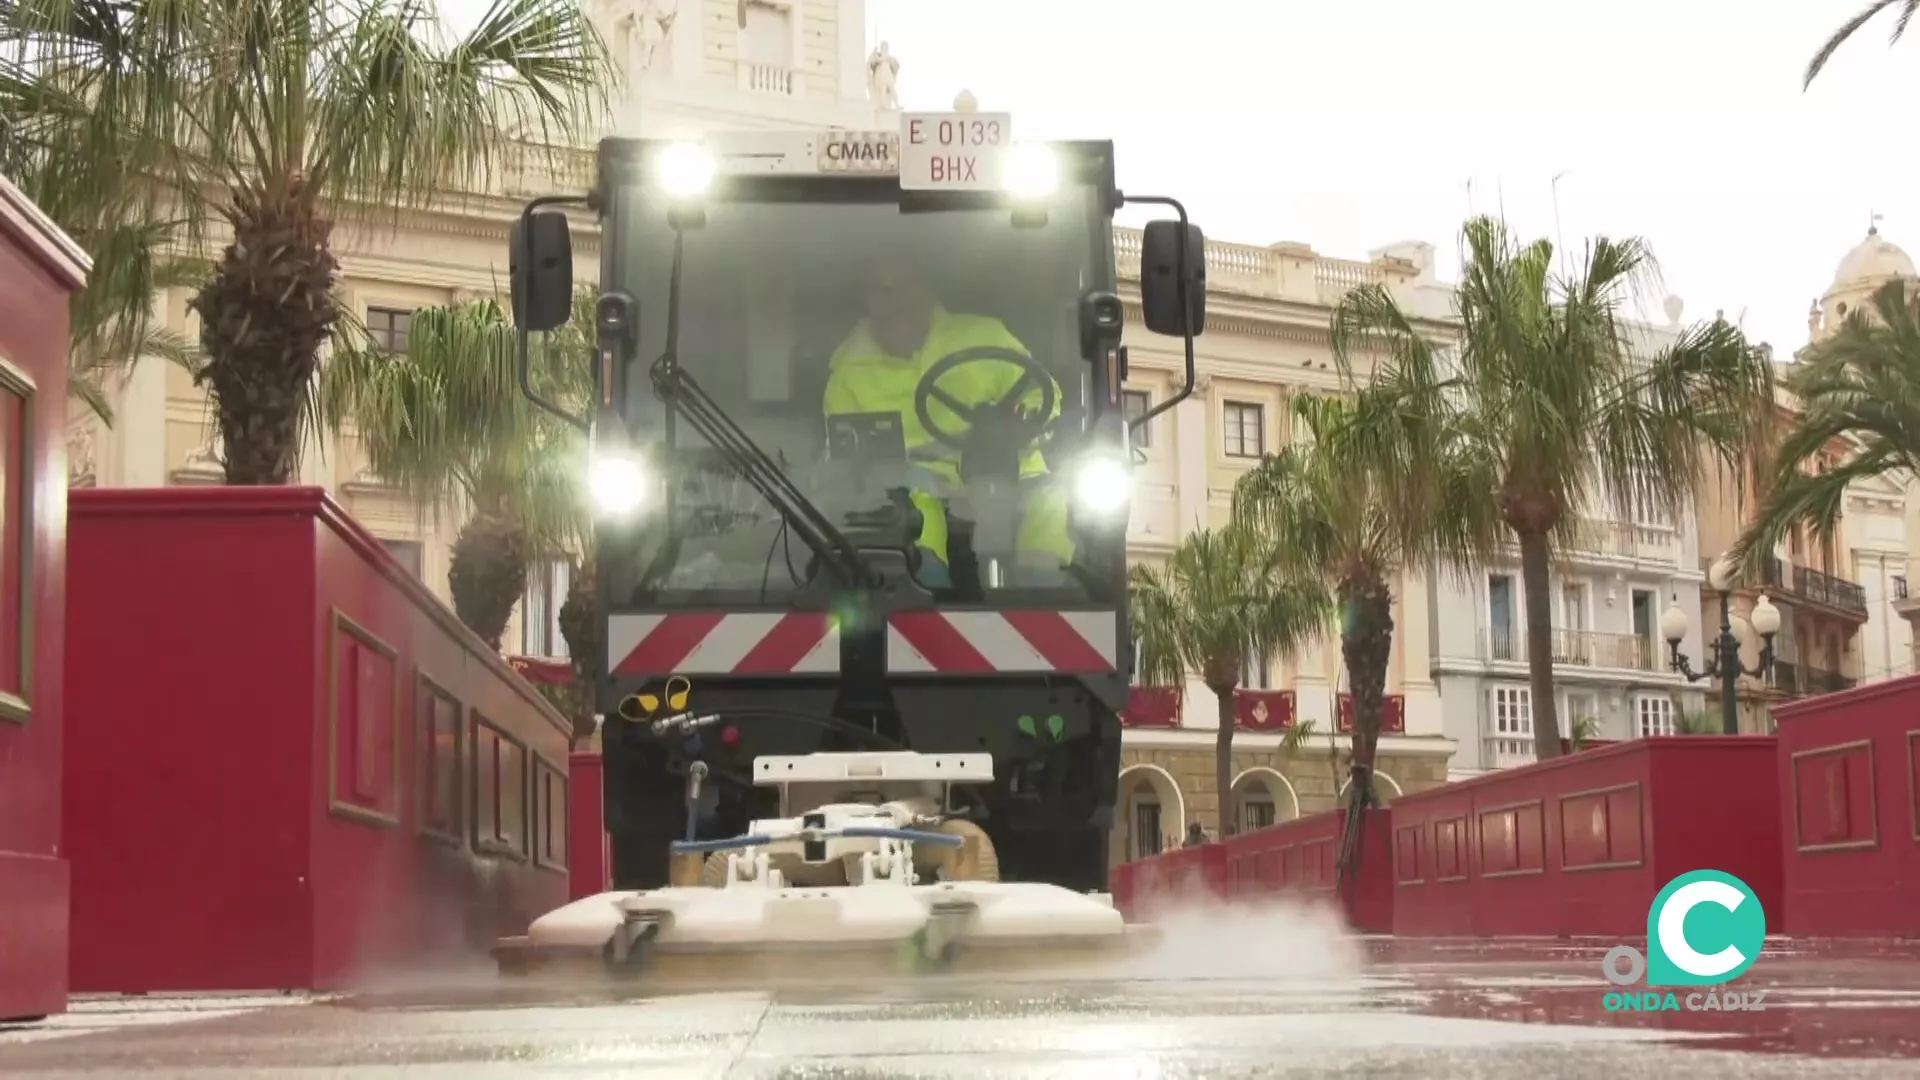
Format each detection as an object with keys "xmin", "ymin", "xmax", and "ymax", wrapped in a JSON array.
[
  {"xmin": 1338, "ymin": 769, "xmax": 1404, "ymax": 804},
  {"xmin": 1230, "ymin": 767, "xmax": 1300, "ymax": 834},
  {"xmin": 1113, "ymin": 764, "xmax": 1185, "ymax": 866}
]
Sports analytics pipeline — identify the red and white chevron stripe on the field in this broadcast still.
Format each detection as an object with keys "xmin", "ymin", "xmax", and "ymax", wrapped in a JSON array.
[
  {"xmin": 607, "ymin": 612, "xmax": 839, "ymax": 676},
  {"xmin": 887, "ymin": 610, "xmax": 1120, "ymax": 674}
]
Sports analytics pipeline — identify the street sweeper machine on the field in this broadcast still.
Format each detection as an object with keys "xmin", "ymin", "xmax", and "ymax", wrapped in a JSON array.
[{"xmin": 499, "ymin": 108, "xmax": 1207, "ymax": 980}]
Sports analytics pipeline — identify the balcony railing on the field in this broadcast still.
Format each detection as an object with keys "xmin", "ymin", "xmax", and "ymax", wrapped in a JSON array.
[
  {"xmin": 1485, "ymin": 627, "xmax": 1658, "ymax": 671},
  {"xmin": 1769, "ymin": 661, "xmax": 1856, "ymax": 698},
  {"xmin": 1567, "ymin": 518, "xmax": 1681, "ymax": 563},
  {"xmin": 1746, "ymin": 556, "xmax": 1867, "ymax": 615},
  {"xmin": 1113, "ymin": 228, "xmax": 1413, "ymax": 305},
  {"xmin": 740, "ymin": 62, "xmax": 795, "ymax": 96},
  {"xmin": 1484, "ymin": 737, "xmax": 1536, "ymax": 770}
]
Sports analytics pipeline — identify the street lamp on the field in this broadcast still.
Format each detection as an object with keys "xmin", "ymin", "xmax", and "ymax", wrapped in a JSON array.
[{"xmin": 1661, "ymin": 554, "xmax": 1781, "ymax": 735}]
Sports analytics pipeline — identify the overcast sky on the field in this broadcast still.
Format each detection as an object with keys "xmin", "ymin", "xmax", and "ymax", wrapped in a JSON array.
[
  {"xmin": 449, "ymin": 0, "xmax": 1917, "ymax": 356},
  {"xmin": 861, "ymin": 0, "xmax": 1918, "ymax": 357}
]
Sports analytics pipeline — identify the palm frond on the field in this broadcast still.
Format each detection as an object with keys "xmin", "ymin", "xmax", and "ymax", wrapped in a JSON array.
[
  {"xmin": 1805, "ymin": 0, "xmax": 1918, "ymax": 87},
  {"xmin": 1127, "ymin": 525, "xmax": 1332, "ymax": 697},
  {"xmin": 320, "ymin": 290, "xmax": 594, "ymax": 533},
  {"xmin": 1729, "ymin": 280, "xmax": 1920, "ymax": 575}
]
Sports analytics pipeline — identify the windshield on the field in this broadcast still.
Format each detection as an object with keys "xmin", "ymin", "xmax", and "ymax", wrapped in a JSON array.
[{"xmin": 603, "ymin": 179, "xmax": 1114, "ymax": 608}]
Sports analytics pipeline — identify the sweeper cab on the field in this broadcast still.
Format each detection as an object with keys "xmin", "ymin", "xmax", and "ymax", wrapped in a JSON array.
[{"xmin": 500, "ymin": 109, "xmax": 1206, "ymax": 978}]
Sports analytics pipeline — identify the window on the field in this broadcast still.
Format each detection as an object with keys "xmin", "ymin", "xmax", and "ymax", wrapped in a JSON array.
[
  {"xmin": 1240, "ymin": 653, "xmax": 1270, "ymax": 690},
  {"xmin": 1565, "ymin": 691, "xmax": 1597, "ymax": 739},
  {"xmin": 366, "ymin": 306, "xmax": 412, "ymax": 354},
  {"xmin": 379, "ymin": 538, "xmax": 424, "ymax": 579},
  {"xmin": 1559, "ymin": 581, "xmax": 1588, "ymax": 630},
  {"xmin": 1637, "ymin": 695, "xmax": 1675, "ymax": 737},
  {"xmin": 0, "ymin": 358, "xmax": 32, "ymax": 722},
  {"xmin": 520, "ymin": 558, "xmax": 572, "ymax": 657},
  {"xmin": 1488, "ymin": 574, "xmax": 1516, "ymax": 660},
  {"xmin": 1242, "ymin": 799, "xmax": 1276, "ymax": 833},
  {"xmin": 1896, "ymin": 575, "xmax": 1910, "ymax": 602},
  {"xmin": 1618, "ymin": 467, "xmax": 1671, "ymax": 527},
  {"xmin": 1122, "ymin": 389, "xmax": 1152, "ymax": 449},
  {"xmin": 741, "ymin": 1, "xmax": 793, "ymax": 67},
  {"xmin": 1492, "ymin": 686, "xmax": 1533, "ymax": 739},
  {"xmin": 1222, "ymin": 401, "xmax": 1264, "ymax": 458},
  {"xmin": 1132, "ymin": 795, "xmax": 1163, "ymax": 860}
]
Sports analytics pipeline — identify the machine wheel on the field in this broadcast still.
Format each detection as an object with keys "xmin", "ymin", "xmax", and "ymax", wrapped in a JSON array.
[
  {"xmin": 915, "ymin": 819, "xmax": 1000, "ymax": 882},
  {"xmin": 601, "ymin": 919, "xmax": 659, "ymax": 981}
]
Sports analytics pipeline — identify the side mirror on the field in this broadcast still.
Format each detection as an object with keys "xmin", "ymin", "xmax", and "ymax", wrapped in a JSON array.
[
  {"xmin": 1140, "ymin": 220, "xmax": 1206, "ymax": 338},
  {"xmin": 510, "ymin": 210, "xmax": 574, "ymax": 332}
]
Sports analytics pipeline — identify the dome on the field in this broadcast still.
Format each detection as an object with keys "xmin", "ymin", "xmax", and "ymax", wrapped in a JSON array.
[{"xmin": 1831, "ymin": 226, "xmax": 1916, "ymax": 291}]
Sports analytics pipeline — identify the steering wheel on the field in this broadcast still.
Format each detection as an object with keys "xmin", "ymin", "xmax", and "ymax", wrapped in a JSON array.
[{"xmin": 912, "ymin": 346, "xmax": 1058, "ymax": 455}]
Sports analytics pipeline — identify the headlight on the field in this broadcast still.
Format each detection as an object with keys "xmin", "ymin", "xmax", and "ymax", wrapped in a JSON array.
[
  {"xmin": 1004, "ymin": 143, "xmax": 1059, "ymax": 199},
  {"xmin": 656, "ymin": 143, "xmax": 715, "ymax": 198},
  {"xmin": 1074, "ymin": 456, "xmax": 1131, "ymax": 513},
  {"xmin": 589, "ymin": 453, "xmax": 649, "ymax": 515}
]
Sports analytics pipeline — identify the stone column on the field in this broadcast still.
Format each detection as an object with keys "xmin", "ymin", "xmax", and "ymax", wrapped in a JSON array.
[
  {"xmin": 105, "ymin": 288, "xmax": 171, "ymax": 488},
  {"xmin": 837, "ymin": 0, "xmax": 867, "ymax": 102},
  {"xmin": 1172, "ymin": 386, "xmax": 1207, "ymax": 542}
]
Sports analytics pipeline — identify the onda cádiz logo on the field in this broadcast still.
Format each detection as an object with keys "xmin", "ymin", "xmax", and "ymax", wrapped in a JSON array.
[{"xmin": 1601, "ymin": 870, "xmax": 1769, "ymax": 1013}]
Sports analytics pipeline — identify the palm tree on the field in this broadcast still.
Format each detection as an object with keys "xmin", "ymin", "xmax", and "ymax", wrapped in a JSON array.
[
  {"xmin": 2, "ymin": 0, "xmax": 609, "ymax": 483},
  {"xmin": 319, "ymin": 296, "xmax": 590, "ymax": 649},
  {"xmin": 1235, "ymin": 294, "xmax": 1502, "ymax": 804},
  {"xmin": 1730, "ymin": 280, "xmax": 1920, "ymax": 574},
  {"xmin": 0, "ymin": 60, "xmax": 204, "ymax": 419},
  {"xmin": 1129, "ymin": 525, "xmax": 1331, "ymax": 836},
  {"xmin": 1805, "ymin": 1, "xmax": 1918, "ymax": 87},
  {"xmin": 1384, "ymin": 217, "xmax": 1773, "ymax": 761}
]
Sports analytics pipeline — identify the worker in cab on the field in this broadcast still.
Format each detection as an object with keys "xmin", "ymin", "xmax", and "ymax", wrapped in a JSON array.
[{"xmin": 822, "ymin": 253, "xmax": 1073, "ymax": 589}]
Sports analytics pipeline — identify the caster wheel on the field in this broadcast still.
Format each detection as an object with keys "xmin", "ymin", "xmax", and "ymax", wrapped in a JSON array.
[{"xmin": 601, "ymin": 919, "xmax": 659, "ymax": 980}]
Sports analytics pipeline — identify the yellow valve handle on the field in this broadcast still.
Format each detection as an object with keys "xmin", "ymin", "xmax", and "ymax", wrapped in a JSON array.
[{"xmin": 636, "ymin": 676, "xmax": 693, "ymax": 716}]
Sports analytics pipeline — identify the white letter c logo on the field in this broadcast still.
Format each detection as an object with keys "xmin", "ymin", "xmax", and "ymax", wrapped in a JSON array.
[{"xmin": 1657, "ymin": 879, "xmax": 1747, "ymax": 978}]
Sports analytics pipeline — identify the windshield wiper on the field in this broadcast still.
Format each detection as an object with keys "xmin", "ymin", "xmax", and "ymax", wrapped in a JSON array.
[{"xmin": 651, "ymin": 230, "xmax": 877, "ymax": 588}]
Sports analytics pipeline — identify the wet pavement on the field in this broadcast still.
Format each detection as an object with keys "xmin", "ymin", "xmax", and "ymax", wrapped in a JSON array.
[{"xmin": 5, "ymin": 925, "xmax": 1920, "ymax": 1077}]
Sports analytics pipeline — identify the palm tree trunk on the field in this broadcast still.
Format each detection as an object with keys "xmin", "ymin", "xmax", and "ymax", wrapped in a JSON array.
[
  {"xmin": 447, "ymin": 508, "xmax": 530, "ymax": 650},
  {"xmin": 1517, "ymin": 529, "xmax": 1563, "ymax": 760},
  {"xmin": 558, "ymin": 555, "xmax": 600, "ymax": 745},
  {"xmin": 1338, "ymin": 583, "xmax": 1395, "ymax": 801},
  {"xmin": 188, "ymin": 175, "xmax": 340, "ymax": 485},
  {"xmin": 1214, "ymin": 687, "xmax": 1236, "ymax": 837}
]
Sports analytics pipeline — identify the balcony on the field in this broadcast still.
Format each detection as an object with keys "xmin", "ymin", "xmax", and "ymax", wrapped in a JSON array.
[
  {"xmin": 1483, "ymin": 736, "xmax": 1536, "ymax": 771},
  {"xmin": 1743, "ymin": 556, "xmax": 1867, "ymax": 617},
  {"xmin": 1568, "ymin": 518, "xmax": 1681, "ymax": 564},
  {"xmin": 1484, "ymin": 627, "xmax": 1659, "ymax": 672},
  {"xmin": 1768, "ymin": 660, "xmax": 1856, "ymax": 699},
  {"xmin": 1112, "ymin": 228, "xmax": 1415, "ymax": 305},
  {"xmin": 738, "ymin": 62, "xmax": 797, "ymax": 96}
]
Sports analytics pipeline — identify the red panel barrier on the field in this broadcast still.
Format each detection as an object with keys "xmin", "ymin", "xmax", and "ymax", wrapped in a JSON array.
[
  {"xmin": 0, "ymin": 178, "xmax": 85, "ymax": 1021},
  {"xmin": 569, "ymin": 751, "xmax": 610, "ymax": 900},
  {"xmin": 63, "ymin": 488, "xmax": 573, "ymax": 993},
  {"xmin": 1773, "ymin": 674, "xmax": 1920, "ymax": 938},
  {"xmin": 1388, "ymin": 736, "xmax": 1782, "ymax": 937},
  {"xmin": 1110, "ymin": 842, "xmax": 1228, "ymax": 918},
  {"xmin": 1222, "ymin": 808, "xmax": 1395, "ymax": 932}
]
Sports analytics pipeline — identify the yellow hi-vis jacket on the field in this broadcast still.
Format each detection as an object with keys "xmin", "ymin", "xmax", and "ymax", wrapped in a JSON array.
[
  {"xmin": 822, "ymin": 307, "xmax": 1071, "ymax": 565},
  {"xmin": 822, "ymin": 307, "xmax": 1057, "ymax": 483}
]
